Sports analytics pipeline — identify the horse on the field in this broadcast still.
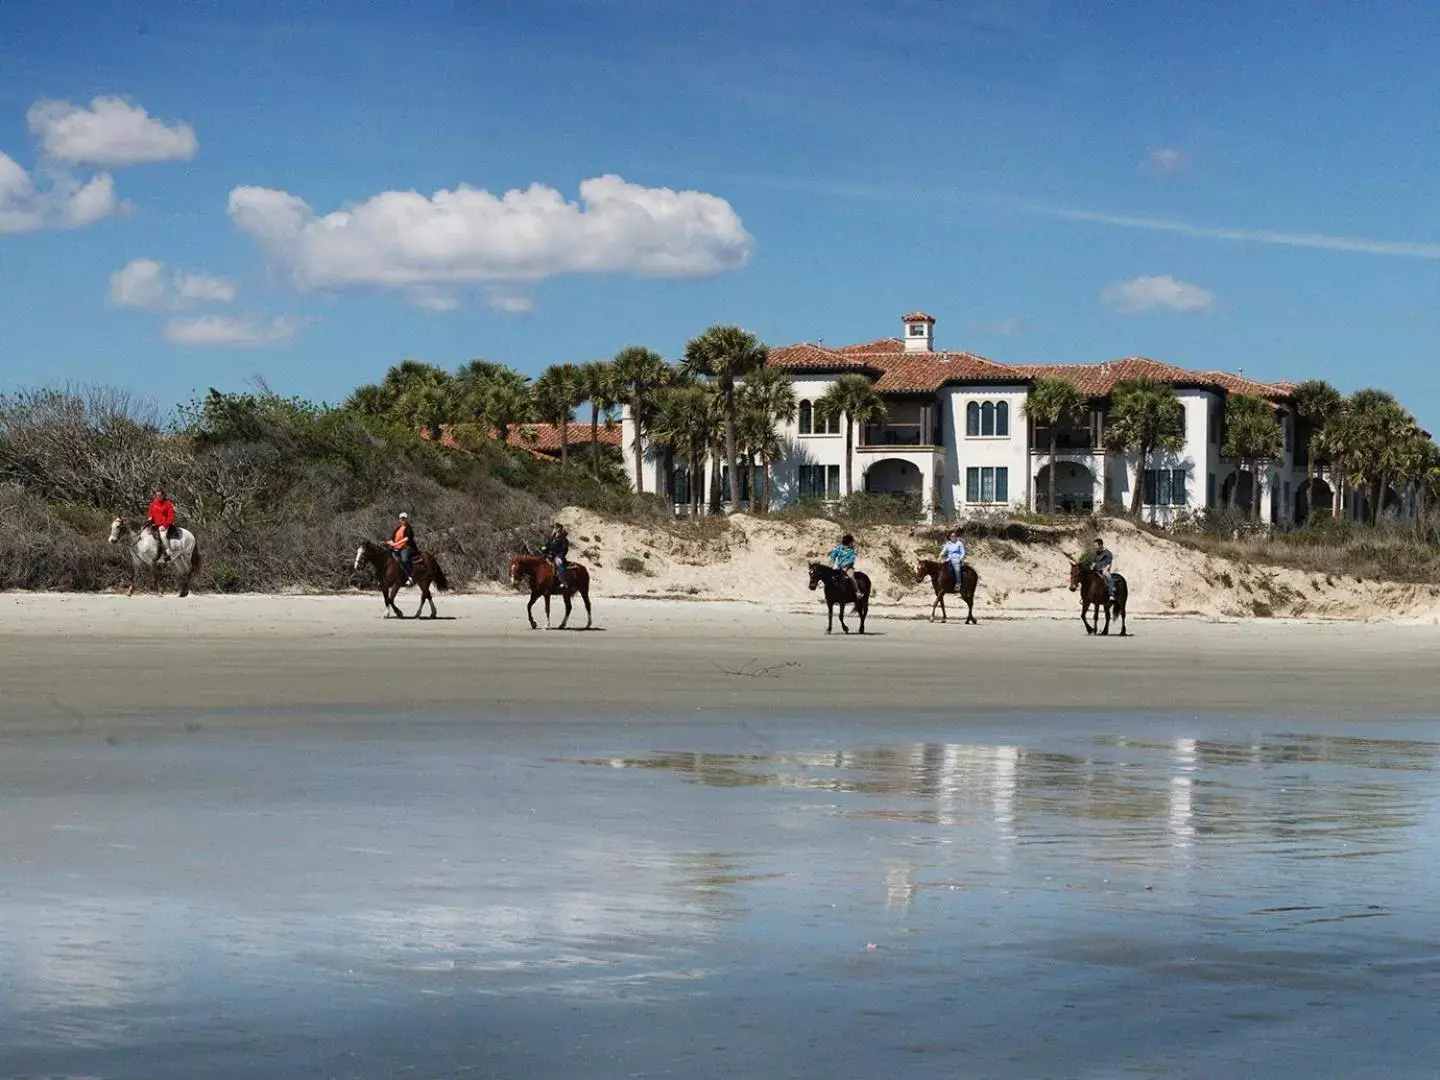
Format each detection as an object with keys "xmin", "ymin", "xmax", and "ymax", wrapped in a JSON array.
[
  {"xmin": 808, "ymin": 563, "xmax": 870, "ymax": 635},
  {"xmin": 1068, "ymin": 558, "xmax": 1128, "ymax": 637},
  {"xmin": 508, "ymin": 554, "xmax": 593, "ymax": 630},
  {"xmin": 109, "ymin": 516, "xmax": 201, "ymax": 597},
  {"xmin": 354, "ymin": 538, "xmax": 450, "ymax": 619},
  {"xmin": 916, "ymin": 559, "xmax": 980, "ymax": 625}
]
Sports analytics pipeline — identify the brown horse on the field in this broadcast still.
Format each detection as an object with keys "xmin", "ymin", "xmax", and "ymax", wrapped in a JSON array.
[
  {"xmin": 916, "ymin": 559, "xmax": 979, "ymax": 624},
  {"xmin": 509, "ymin": 554, "xmax": 593, "ymax": 630},
  {"xmin": 354, "ymin": 539, "xmax": 450, "ymax": 618},
  {"xmin": 1068, "ymin": 558, "xmax": 1128, "ymax": 637},
  {"xmin": 808, "ymin": 563, "xmax": 870, "ymax": 635}
]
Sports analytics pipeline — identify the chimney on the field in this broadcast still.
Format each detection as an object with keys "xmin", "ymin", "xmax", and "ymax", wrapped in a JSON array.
[{"xmin": 902, "ymin": 311, "xmax": 935, "ymax": 353}]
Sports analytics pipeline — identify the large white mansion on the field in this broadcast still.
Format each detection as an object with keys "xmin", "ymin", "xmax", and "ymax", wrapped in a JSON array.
[{"xmin": 621, "ymin": 312, "xmax": 1361, "ymax": 525}]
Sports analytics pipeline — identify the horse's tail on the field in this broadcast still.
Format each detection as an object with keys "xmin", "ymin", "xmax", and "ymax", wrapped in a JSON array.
[
  {"xmin": 190, "ymin": 540, "xmax": 202, "ymax": 574},
  {"xmin": 429, "ymin": 555, "xmax": 451, "ymax": 591}
]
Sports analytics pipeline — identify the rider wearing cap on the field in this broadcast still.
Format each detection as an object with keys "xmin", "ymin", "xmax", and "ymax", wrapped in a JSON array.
[
  {"xmin": 828, "ymin": 533, "xmax": 862, "ymax": 593},
  {"xmin": 544, "ymin": 523, "xmax": 570, "ymax": 592},
  {"xmin": 386, "ymin": 511, "xmax": 416, "ymax": 585}
]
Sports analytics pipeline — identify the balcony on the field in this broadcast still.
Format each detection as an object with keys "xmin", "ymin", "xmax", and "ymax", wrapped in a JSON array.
[{"xmin": 860, "ymin": 422, "xmax": 940, "ymax": 449}]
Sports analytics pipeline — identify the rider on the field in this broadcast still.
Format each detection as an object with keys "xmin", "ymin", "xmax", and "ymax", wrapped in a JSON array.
[
  {"xmin": 828, "ymin": 533, "xmax": 862, "ymax": 593},
  {"xmin": 386, "ymin": 512, "xmax": 416, "ymax": 585},
  {"xmin": 940, "ymin": 526, "xmax": 966, "ymax": 588},
  {"xmin": 146, "ymin": 487, "xmax": 176, "ymax": 564},
  {"xmin": 544, "ymin": 523, "xmax": 569, "ymax": 592},
  {"xmin": 1091, "ymin": 537, "xmax": 1115, "ymax": 601}
]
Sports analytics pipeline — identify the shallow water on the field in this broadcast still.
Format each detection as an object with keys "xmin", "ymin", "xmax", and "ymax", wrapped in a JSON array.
[{"xmin": 2, "ymin": 714, "xmax": 1439, "ymax": 1078}]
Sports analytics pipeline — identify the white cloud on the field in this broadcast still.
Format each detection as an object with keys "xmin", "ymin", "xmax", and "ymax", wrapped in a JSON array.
[
  {"xmin": 27, "ymin": 96, "xmax": 196, "ymax": 167},
  {"xmin": 161, "ymin": 315, "xmax": 300, "ymax": 347},
  {"xmin": 1033, "ymin": 203, "xmax": 1440, "ymax": 260},
  {"xmin": 413, "ymin": 292, "xmax": 459, "ymax": 313},
  {"xmin": 486, "ymin": 290, "xmax": 534, "ymax": 314},
  {"xmin": 227, "ymin": 173, "xmax": 755, "ymax": 292},
  {"xmin": 1100, "ymin": 275, "xmax": 1214, "ymax": 315},
  {"xmin": 0, "ymin": 151, "xmax": 117, "ymax": 233},
  {"xmin": 1146, "ymin": 148, "xmax": 1186, "ymax": 174},
  {"xmin": 109, "ymin": 258, "xmax": 237, "ymax": 310}
]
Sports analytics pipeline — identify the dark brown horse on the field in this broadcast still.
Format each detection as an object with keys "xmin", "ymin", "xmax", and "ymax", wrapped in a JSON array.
[
  {"xmin": 354, "ymin": 539, "xmax": 450, "ymax": 618},
  {"xmin": 1068, "ymin": 558, "xmax": 1128, "ymax": 637},
  {"xmin": 915, "ymin": 559, "xmax": 979, "ymax": 625},
  {"xmin": 808, "ymin": 563, "xmax": 870, "ymax": 635},
  {"xmin": 509, "ymin": 554, "xmax": 593, "ymax": 630}
]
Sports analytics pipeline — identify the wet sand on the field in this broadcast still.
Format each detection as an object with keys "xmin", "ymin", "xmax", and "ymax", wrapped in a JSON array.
[{"xmin": 0, "ymin": 592, "xmax": 1436, "ymax": 732}]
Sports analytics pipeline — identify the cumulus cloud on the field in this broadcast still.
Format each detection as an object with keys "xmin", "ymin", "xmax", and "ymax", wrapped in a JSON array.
[
  {"xmin": 227, "ymin": 174, "xmax": 755, "ymax": 293},
  {"xmin": 161, "ymin": 315, "xmax": 300, "ymax": 347},
  {"xmin": 1101, "ymin": 275, "xmax": 1214, "ymax": 315},
  {"xmin": 486, "ymin": 290, "xmax": 535, "ymax": 314},
  {"xmin": 27, "ymin": 96, "xmax": 197, "ymax": 167},
  {"xmin": 0, "ymin": 151, "xmax": 117, "ymax": 233},
  {"xmin": 109, "ymin": 258, "xmax": 237, "ymax": 310},
  {"xmin": 1146, "ymin": 148, "xmax": 1186, "ymax": 174}
]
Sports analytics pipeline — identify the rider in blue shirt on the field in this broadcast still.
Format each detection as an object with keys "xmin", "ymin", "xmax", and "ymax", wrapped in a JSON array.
[
  {"xmin": 828, "ymin": 533, "xmax": 860, "ymax": 592},
  {"xmin": 940, "ymin": 527, "xmax": 966, "ymax": 588}
]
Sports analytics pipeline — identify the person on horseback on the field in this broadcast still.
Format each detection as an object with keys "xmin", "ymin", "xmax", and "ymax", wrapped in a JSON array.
[
  {"xmin": 1092, "ymin": 537, "xmax": 1115, "ymax": 601},
  {"xmin": 146, "ymin": 487, "xmax": 176, "ymax": 564},
  {"xmin": 829, "ymin": 533, "xmax": 862, "ymax": 593},
  {"xmin": 544, "ymin": 523, "xmax": 570, "ymax": 593},
  {"xmin": 940, "ymin": 526, "xmax": 966, "ymax": 589},
  {"xmin": 386, "ymin": 511, "xmax": 416, "ymax": 586}
]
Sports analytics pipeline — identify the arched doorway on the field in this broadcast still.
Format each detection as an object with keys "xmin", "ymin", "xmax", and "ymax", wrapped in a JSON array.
[
  {"xmin": 1220, "ymin": 470, "xmax": 1256, "ymax": 517},
  {"xmin": 1034, "ymin": 461, "xmax": 1096, "ymax": 514},
  {"xmin": 1294, "ymin": 477, "xmax": 1332, "ymax": 525},
  {"xmin": 865, "ymin": 458, "xmax": 923, "ymax": 495}
]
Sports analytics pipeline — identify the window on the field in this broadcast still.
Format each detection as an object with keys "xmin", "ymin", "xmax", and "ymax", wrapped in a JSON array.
[
  {"xmin": 967, "ymin": 399, "xmax": 1010, "ymax": 438},
  {"xmin": 1142, "ymin": 468, "xmax": 1188, "ymax": 507},
  {"xmin": 825, "ymin": 410, "xmax": 840, "ymax": 435},
  {"xmin": 1207, "ymin": 472, "xmax": 1216, "ymax": 508},
  {"xmin": 1208, "ymin": 409, "xmax": 1218, "ymax": 445},
  {"xmin": 965, "ymin": 466, "xmax": 1009, "ymax": 505},
  {"xmin": 798, "ymin": 400, "xmax": 812, "ymax": 435},
  {"xmin": 909, "ymin": 323, "xmax": 927, "ymax": 337},
  {"xmin": 798, "ymin": 464, "xmax": 841, "ymax": 500}
]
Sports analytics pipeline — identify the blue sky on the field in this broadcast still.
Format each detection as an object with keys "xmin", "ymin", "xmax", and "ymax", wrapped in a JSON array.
[{"xmin": 2, "ymin": 0, "xmax": 1439, "ymax": 426}]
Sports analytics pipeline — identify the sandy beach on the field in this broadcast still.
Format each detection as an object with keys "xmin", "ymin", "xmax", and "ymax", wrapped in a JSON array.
[{"xmin": 2, "ymin": 591, "xmax": 1436, "ymax": 732}]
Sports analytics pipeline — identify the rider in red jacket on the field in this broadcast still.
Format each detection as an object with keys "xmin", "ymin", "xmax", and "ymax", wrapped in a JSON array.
[{"xmin": 147, "ymin": 487, "xmax": 176, "ymax": 562}]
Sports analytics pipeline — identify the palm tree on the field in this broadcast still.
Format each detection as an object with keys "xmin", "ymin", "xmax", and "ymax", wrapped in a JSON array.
[
  {"xmin": 1292, "ymin": 379, "xmax": 1343, "ymax": 520},
  {"xmin": 612, "ymin": 346, "xmax": 673, "ymax": 494},
  {"xmin": 454, "ymin": 359, "xmax": 532, "ymax": 440},
  {"xmin": 578, "ymin": 361, "xmax": 621, "ymax": 479},
  {"xmin": 737, "ymin": 407, "xmax": 785, "ymax": 512},
  {"xmin": 682, "ymin": 325, "xmax": 769, "ymax": 509},
  {"xmin": 531, "ymin": 363, "xmax": 584, "ymax": 467},
  {"xmin": 1023, "ymin": 376, "xmax": 1088, "ymax": 514},
  {"xmin": 1222, "ymin": 394, "xmax": 1285, "ymax": 519},
  {"xmin": 813, "ymin": 375, "xmax": 888, "ymax": 497},
  {"xmin": 738, "ymin": 366, "xmax": 798, "ymax": 512},
  {"xmin": 1102, "ymin": 376, "xmax": 1186, "ymax": 516},
  {"xmin": 652, "ymin": 383, "xmax": 715, "ymax": 516}
]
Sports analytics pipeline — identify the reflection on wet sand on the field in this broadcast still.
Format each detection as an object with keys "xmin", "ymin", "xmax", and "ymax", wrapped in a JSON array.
[{"xmin": 4, "ymin": 722, "xmax": 1440, "ymax": 1078}]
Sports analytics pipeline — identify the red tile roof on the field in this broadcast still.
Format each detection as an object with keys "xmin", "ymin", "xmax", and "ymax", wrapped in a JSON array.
[
  {"xmin": 501, "ymin": 422, "xmax": 623, "ymax": 453},
  {"xmin": 767, "ymin": 338, "xmax": 1294, "ymax": 400},
  {"xmin": 902, "ymin": 312, "xmax": 935, "ymax": 322}
]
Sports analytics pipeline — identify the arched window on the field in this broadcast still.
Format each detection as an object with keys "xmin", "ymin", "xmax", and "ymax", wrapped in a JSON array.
[
  {"xmin": 798, "ymin": 400, "xmax": 813, "ymax": 435},
  {"xmin": 981, "ymin": 402, "xmax": 996, "ymax": 437},
  {"xmin": 966, "ymin": 402, "xmax": 980, "ymax": 437},
  {"xmin": 827, "ymin": 409, "xmax": 841, "ymax": 434},
  {"xmin": 995, "ymin": 401, "xmax": 1010, "ymax": 437}
]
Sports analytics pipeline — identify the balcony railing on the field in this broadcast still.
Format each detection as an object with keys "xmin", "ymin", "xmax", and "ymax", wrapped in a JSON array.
[{"xmin": 860, "ymin": 423, "xmax": 940, "ymax": 448}]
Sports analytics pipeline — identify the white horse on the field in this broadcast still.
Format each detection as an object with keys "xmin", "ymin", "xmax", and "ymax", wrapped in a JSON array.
[{"xmin": 108, "ymin": 516, "xmax": 202, "ymax": 597}]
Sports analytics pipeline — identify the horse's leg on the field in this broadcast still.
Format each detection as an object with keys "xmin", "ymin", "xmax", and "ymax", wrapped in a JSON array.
[
  {"xmin": 1081, "ymin": 599, "xmax": 1094, "ymax": 635},
  {"xmin": 413, "ymin": 585, "xmax": 428, "ymax": 619},
  {"xmin": 838, "ymin": 599, "xmax": 850, "ymax": 635},
  {"xmin": 857, "ymin": 598, "xmax": 867, "ymax": 635},
  {"xmin": 152, "ymin": 560, "xmax": 162, "ymax": 596},
  {"xmin": 825, "ymin": 599, "xmax": 834, "ymax": 634},
  {"xmin": 526, "ymin": 591, "xmax": 540, "ymax": 630},
  {"xmin": 1118, "ymin": 594, "xmax": 1128, "ymax": 637},
  {"xmin": 543, "ymin": 591, "xmax": 553, "ymax": 628},
  {"xmin": 965, "ymin": 588, "xmax": 976, "ymax": 625},
  {"xmin": 929, "ymin": 592, "xmax": 940, "ymax": 623},
  {"xmin": 581, "ymin": 586, "xmax": 593, "ymax": 629},
  {"xmin": 558, "ymin": 590, "xmax": 573, "ymax": 630},
  {"xmin": 1101, "ymin": 599, "xmax": 1112, "ymax": 636}
]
